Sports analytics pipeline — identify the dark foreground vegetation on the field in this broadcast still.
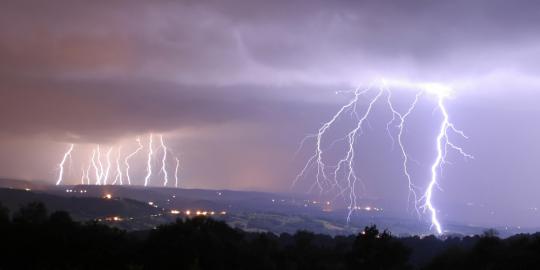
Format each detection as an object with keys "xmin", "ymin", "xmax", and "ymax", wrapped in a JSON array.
[{"xmin": 1, "ymin": 202, "xmax": 540, "ymax": 269}]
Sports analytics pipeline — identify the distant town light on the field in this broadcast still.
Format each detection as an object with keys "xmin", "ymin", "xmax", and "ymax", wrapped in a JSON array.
[
  {"xmin": 170, "ymin": 210, "xmax": 180, "ymax": 214},
  {"xmin": 104, "ymin": 194, "xmax": 112, "ymax": 199}
]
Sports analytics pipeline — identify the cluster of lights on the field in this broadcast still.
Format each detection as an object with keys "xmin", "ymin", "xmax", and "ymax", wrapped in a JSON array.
[
  {"xmin": 304, "ymin": 200, "xmax": 331, "ymax": 205},
  {"xmin": 96, "ymin": 216, "xmax": 131, "ymax": 222},
  {"xmin": 97, "ymin": 216, "xmax": 123, "ymax": 222},
  {"xmin": 301, "ymin": 200, "xmax": 332, "ymax": 208},
  {"xmin": 322, "ymin": 201, "xmax": 333, "ymax": 212},
  {"xmin": 148, "ymin": 201, "xmax": 159, "ymax": 208},
  {"xmin": 65, "ymin": 189, "xmax": 87, "ymax": 193},
  {"xmin": 347, "ymin": 206, "xmax": 382, "ymax": 212},
  {"xmin": 183, "ymin": 210, "xmax": 227, "ymax": 216}
]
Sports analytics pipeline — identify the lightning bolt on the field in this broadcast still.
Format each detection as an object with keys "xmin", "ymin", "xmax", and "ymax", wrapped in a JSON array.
[
  {"xmin": 421, "ymin": 93, "xmax": 473, "ymax": 234},
  {"xmin": 336, "ymin": 87, "xmax": 385, "ymax": 222},
  {"xmin": 125, "ymin": 137, "xmax": 144, "ymax": 185},
  {"xmin": 295, "ymin": 80, "xmax": 472, "ymax": 234},
  {"xmin": 55, "ymin": 144, "xmax": 74, "ymax": 185},
  {"xmin": 102, "ymin": 147, "xmax": 112, "ymax": 185},
  {"xmin": 95, "ymin": 145, "xmax": 104, "ymax": 185},
  {"xmin": 159, "ymin": 135, "xmax": 169, "ymax": 186},
  {"xmin": 91, "ymin": 148, "xmax": 100, "ymax": 185},
  {"xmin": 54, "ymin": 133, "xmax": 182, "ymax": 188},
  {"xmin": 175, "ymin": 157, "xmax": 180, "ymax": 188},
  {"xmin": 294, "ymin": 84, "xmax": 385, "ymax": 222},
  {"xmin": 293, "ymin": 85, "xmax": 371, "ymax": 192},
  {"xmin": 112, "ymin": 146, "xmax": 123, "ymax": 185},
  {"xmin": 144, "ymin": 134, "xmax": 154, "ymax": 186},
  {"xmin": 385, "ymin": 87, "xmax": 423, "ymax": 216},
  {"xmin": 80, "ymin": 167, "xmax": 86, "ymax": 185},
  {"xmin": 85, "ymin": 161, "xmax": 92, "ymax": 185}
]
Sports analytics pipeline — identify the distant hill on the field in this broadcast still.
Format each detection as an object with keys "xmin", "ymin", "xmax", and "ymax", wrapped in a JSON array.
[
  {"xmin": 0, "ymin": 178, "xmax": 51, "ymax": 191},
  {"xmin": 0, "ymin": 188, "xmax": 160, "ymax": 221},
  {"xmin": 0, "ymin": 179, "xmax": 497, "ymax": 236}
]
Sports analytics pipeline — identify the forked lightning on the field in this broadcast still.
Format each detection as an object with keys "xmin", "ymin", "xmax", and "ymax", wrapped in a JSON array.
[
  {"xmin": 295, "ymin": 79, "xmax": 472, "ymax": 234},
  {"xmin": 55, "ymin": 134, "xmax": 181, "ymax": 188}
]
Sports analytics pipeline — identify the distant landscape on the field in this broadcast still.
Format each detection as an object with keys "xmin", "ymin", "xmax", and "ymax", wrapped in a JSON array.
[
  {"xmin": 0, "ymin": 178, "xmax": 526, "ymax": 238},
  {"xmin": 3, "ymin": 187, "xmax": 540, "ymax": 269}
]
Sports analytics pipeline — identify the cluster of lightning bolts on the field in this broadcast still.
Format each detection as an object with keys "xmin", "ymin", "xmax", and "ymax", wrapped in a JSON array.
[
  {"xmin": 294, "ymin": 80, "xmax": 473, "ymax": 234},
  {"xmin": 56, "ymin": 134, "xmax": 181, "ymax": 188}
]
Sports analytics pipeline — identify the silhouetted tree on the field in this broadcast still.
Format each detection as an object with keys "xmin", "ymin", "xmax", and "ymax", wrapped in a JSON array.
[
  {"xmin": 141, "ymin": 216, "xmax": 244, "ymax": 270},
  {"xmin": 0, "ymin": 201, "xmax": 9, "ymax": 225},
  {"xmin": 348, "ymin": 225, "xmax": 411, "ymax": 270},
  {"xmin": 9, "ymin": 201, "xmax": 540, "ymax": 270},
  {"xmin": 12, "ymin": 201, "xmax": 48, "ymax": 225},
  {"xmin": 49, "ymin": 210, "xmax": 73, "ymax": 225},
  {"xmin": 482, "ymin": 228, "xmax": 499, "ymax": 238}
]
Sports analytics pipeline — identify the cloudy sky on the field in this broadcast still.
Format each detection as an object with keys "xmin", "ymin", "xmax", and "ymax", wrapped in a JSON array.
[{"xmin": 1, "ymin": 0, "xmax": 540, "ymax": 227}]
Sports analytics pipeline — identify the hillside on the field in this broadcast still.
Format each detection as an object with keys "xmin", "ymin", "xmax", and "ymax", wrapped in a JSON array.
[{"xmin": 0, "ymin": 188, "xmax": 160, "ymax": 221}]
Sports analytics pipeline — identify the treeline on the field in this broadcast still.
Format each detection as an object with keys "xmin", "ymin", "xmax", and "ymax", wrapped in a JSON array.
[{"xmin": 1, "ymin": 202, "xmax": 540, "ymax": 269}]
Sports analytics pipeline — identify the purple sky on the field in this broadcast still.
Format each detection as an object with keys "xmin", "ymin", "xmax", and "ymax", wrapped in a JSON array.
[{"xmin": 1, "ymin": 0, "xmax": 540, "ymax": 227}]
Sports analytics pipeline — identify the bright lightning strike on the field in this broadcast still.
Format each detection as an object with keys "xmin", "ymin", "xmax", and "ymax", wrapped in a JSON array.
[
  {"xmin": 295, "ymin": 79, "xmax": 472, "ymax": 234},
  {"xmin": 91, "ymin": 148, "xmax": 100, "ymax": 185},
  {"xmin": 144, "ymin": 134, "xmax": 154, "ymax": 187},
  {"xmin": 125, "ymin": 137, "xmax": 144, "ymax": 185},
  {"xmin": 55, "ymin": 144, "xmax": 74, "ymax": 185},
  {"xmin": 95, "ymin": 145, "xmax": 104, "ymax": 185},
  {"xmin": 112, "ymin": 147, "xmax": 123, "ymax": 185},
  {"xmin": 102, "ymin": 147, "xmax": 112, "ymax": 185},
  {"xmin": 80, "ymin": 167, "xmax": 86, "ymax": 185},
  {"xmin": 422, "ymin": 93, "xmax": 473, "ymax": 234},
  {"xmin": 159, "ymin": 135, "xmax": 169, "ymax": 186},
  {"xmin": 53, "ymin": 133, "xmax": 182, "ymax": 187},
  {"xmin": 85, "ymin": 161, "xmax": 92, "ymax": 185},
  {"xmin": 174, "ymin": 157, "xmax": 180, "ymax": 188},
  {"xmin": 385, "ymin": 87, "xmax": 423, "ymax": 216}
]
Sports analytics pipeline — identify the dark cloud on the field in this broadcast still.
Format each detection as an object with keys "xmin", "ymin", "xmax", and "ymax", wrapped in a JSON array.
[
  {"xmin": 3, "ymin": 0, "xmax": 540, "ymax": 86},
  {"xmin": 0, "ymin": 75, "xmax": 338, "ymax": 141}
]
